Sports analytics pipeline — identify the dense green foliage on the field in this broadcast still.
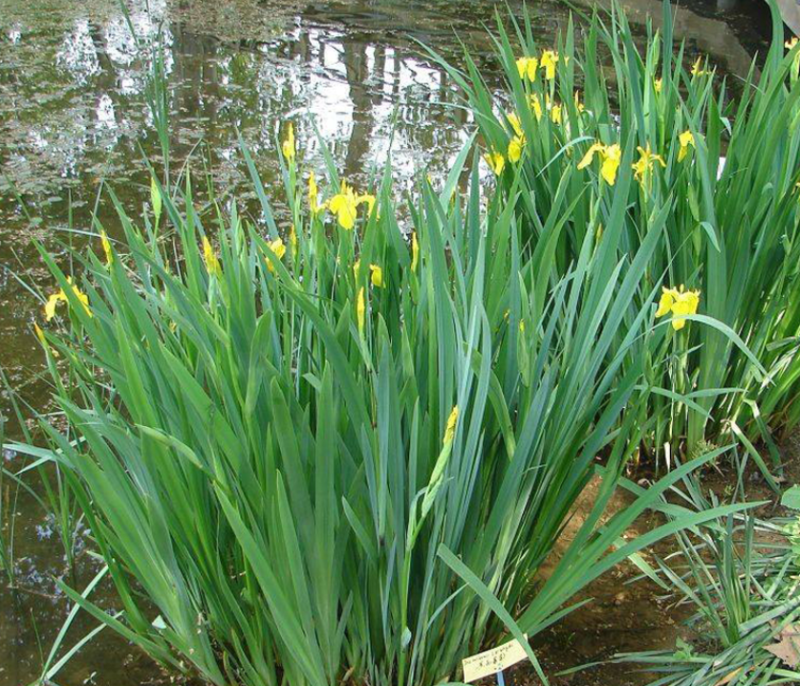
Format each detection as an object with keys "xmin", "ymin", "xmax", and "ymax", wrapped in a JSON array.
[
  {"xmin": 435, "ymin": 0, "xmax": 800, "ymax": 461},
  {"xmin": 6, "ymin": 2, "xmax": 800, "ymax": 686},
  {"xmin": 18, "ymin": 135, "xmax": 740, "ymax": 686}
]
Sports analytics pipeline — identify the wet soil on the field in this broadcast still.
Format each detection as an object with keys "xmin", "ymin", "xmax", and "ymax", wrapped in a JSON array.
[{"xmin": 521, "ymin": 436, "xmax": 800, "ymax": 686}]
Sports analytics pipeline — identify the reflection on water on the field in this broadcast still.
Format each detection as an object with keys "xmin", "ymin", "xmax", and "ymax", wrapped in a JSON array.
[
  {"xmin": 0, "ymin": 0, "xmax": 772, "ymax": 684},
  {"xmin": 0, "ymin": 0, "xmax": 522, "ymax": 379}
]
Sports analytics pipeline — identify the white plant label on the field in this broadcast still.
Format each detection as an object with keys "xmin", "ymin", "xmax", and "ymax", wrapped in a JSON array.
[{"xmin": 461, "ymin": 635, "xmax": 528, "ymax": 682}]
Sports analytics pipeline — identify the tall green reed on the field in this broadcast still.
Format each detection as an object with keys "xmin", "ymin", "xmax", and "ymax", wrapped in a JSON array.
[
  {"xmin": 431, "ymin": 0, "xmax": 800, "ymax": 465},
  {"xmin": 7, "ymin": 129, "xmax": 751, "ymax": 686}
]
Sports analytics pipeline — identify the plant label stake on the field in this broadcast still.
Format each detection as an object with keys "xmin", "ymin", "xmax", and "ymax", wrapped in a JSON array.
[{"xmin": 461, "ymin": 635, "xmax": 528, "ymax": 684}]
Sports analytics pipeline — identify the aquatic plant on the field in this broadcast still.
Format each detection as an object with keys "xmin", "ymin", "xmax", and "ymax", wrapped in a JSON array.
[
  {"xmin": 433, "ymin": 0, "xmax": 800, "ymax": 466},
  {"xmin": 616, "ymin": 475, "xmax": 800, "ymax": 686},
  {"xmin": 5, "ymin": 2, "xmax": 790, "ymax": 684},
  {"xmin": 7, "ymin": 116, "xmax": 753, "ymax": 686}
]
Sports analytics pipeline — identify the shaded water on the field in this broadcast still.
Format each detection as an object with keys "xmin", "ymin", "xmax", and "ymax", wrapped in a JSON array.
[{"xmin": 0, "ymin": 0, "xmax": 773, "ymax": 684}]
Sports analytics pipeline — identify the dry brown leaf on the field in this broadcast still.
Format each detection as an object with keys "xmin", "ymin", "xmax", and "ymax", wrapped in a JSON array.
[
  {"xmin": 714, "ymin": 668, "xmax": 741, "ymax": 686},
  {"xmin": 764, "ymin": 624, "xmax": 800, "ymax": 668}
]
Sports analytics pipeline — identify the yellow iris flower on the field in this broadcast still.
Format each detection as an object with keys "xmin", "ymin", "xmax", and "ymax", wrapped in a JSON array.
[
  {"xmin": 656, "ymin": 286, "xmax": 701, "ymax": 330},
  {"xmin": 691, "ymin": 57, "xmax": 710, "ymax": 76},
  {"xmin": 577, "ymin": 141, "xmax": 622, "ymax": 186},
  {"xmin": 678, "ymin": 130, "xmax": 695, "ymax": 162},
  {"xmin": 282, "ymin": 122, "xmax": 295, "ymax": 163},
  {"xmin": 540, "ymin": 50, "xmax": 559, "ymax": 80},
  {"xmin": 508, "ymin": 137, "xmax": 524, "ymax": 163},
  {"xmin": 574, "ymin": 90, "xmax": 585, "ymax": 112},
  {"xmin": 601, "ymin": 145, "xmax": 622, "ymax": 186},
  {"xmin": 328, "ymin": 181, "xmax": 375, "ymax": 230},
  {"xmin": 549, "ymin": 100, "xmax": 562, "ymax": 124},
  {"xmin": 44, "ymin": 277, "xmax": 92, "ymax": 321},
  {"xmin": 369, "ymin": 264, "xmax": 383, "ymax": 288},
  {"xmin": 633, "ymin": 144, "xmax": 666, "ymax": 186},
  {"xmin": 515, "ymin": 56, "xmax": 538, "ymax": 80},
  {"xmin": 505, "ymin": 113, "xmax": 526, "ymax": 163},
  {"xmin": 356, "ymin": 287, "xmax": 366, "ymax": 336},
  {"xmin": 654, "ymin": 78, "xmax": 663, "ymax": 94},
  {"xmin": 308, "ymin": 171, "xmax": 320, "ymax": 214},
  {"xmin": 411, "ymin": 231, "xmax": 419, "ymax": 271},
  {"xmin": 786, "ymin": 37, "xmax": 799, "ymax": 50},
  {"xmin": 265, "ymin": 238, "xmax": 286, "ymax": 273},
  {"xmin": 100, "ymin": 230, "xmax": 113, "ymax": 265},
  {"xmin": 529, "ymin": 94, "xmax": 543, "ymax": 122},
  {"xmin": 484, "ymin": 149, "xmax": 506, "ymax": 175},
  {"xmin": 203, "ymin": 236, "xmax": 221, "ymax": 276},
  {"xmin": 354, "ymin": 260, "xmax": 383, "ymax": 287},
  {"xmin": 443, "ymin": 405, "xmax": 459, "ymax": 445}
]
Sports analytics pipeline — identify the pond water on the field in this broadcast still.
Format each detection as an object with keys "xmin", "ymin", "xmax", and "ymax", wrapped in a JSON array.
[{"xmin": 0, "ymin": 0, "xmax": 774, "ymax": 684}]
